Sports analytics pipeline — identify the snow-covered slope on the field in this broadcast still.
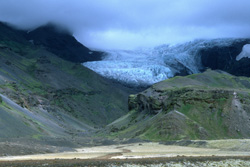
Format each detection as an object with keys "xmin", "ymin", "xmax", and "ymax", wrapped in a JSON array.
[{"xmin": 83, "ymin": 39, "xmax": 249, "ymax": 87}]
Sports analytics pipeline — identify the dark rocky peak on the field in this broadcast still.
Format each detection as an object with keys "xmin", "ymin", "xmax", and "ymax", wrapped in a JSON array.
[
  {"xmin": 25, "ymin": 23, "xmax": 103, "ymax": 63},
  {"xmin": 28, "ymin": 23, "xmax": 73, "ymax": 35},
  {"xmin": 0, "ymin": 22, "xmax": 27, "ymax": 43}
]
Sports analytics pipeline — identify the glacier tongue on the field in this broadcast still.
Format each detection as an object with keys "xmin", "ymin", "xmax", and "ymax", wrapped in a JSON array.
[
  {"xmin": 83, "ymin": 49, "xmax": 173, "ymax": 86},
  {"xmin": 83, "ymin": 39, "xmax": 245, "ymax": 87}
]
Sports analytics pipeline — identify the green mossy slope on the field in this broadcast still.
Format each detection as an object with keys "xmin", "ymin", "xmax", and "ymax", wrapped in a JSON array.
[
  {"xmin": 107, "ymin": 70, "xmax": 250, "ymax": 141},
  {"xmin": 0, "ymin": 22, "xmax": 130, "ymax": 140}
]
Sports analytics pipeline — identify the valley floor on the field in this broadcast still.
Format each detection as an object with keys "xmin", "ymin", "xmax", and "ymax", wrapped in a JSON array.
[
  {"xmin": 0, "ymin": 157, "xmax": 250, "ymax": 167},
  {"xmin": 0, "ymin": 140, "xmax": 250, "ymax": 166}
]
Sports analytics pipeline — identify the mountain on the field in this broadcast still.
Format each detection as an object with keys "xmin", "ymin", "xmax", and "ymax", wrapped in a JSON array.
[
  {"xmin": 0, "ymin": 22, "xmax": 130, "ymax": 149},
  {"xmin": 2, "ymin": 21, "xmax": 250, "ymax": 156},
  {"xmin": 83, "ymin": 39, "xmax": 250, "ymax": 87},
  {"xmin": 0, "ymin": 22, "xmax": 103, "ymax": 63},
  {"xmin": 106, "ymin": 70, "xmax": 250, "ymax": 141},
  {"xmin": 25, "ymin": 24, "xmax": 104, "ymax": 63}
]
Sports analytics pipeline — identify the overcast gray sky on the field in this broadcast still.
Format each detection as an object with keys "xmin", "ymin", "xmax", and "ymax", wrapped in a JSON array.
[{"xmin": 0, "ymin": 0, "xmax": 250, "ymax": 50}]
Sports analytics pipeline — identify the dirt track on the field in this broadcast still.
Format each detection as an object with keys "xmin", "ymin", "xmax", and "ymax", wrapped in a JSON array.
[
  {"xmin": 0, "ymin": 142, "xmax": 250, "ymax": 160},
  {"xmin": 1, "ymin": 142, "xmax": 250, "ymax": 166}
]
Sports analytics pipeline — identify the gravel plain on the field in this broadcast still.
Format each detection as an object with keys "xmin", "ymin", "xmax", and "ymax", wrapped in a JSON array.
[{"xmin": 0, "ymin": 141, "xmax": 250, "ymax": 166}]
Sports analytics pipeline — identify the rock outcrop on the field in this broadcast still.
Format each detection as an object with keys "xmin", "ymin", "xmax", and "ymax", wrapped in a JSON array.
[{"xmin": 109, "ymin": 70, "xmax": 250, "ymax": 140}]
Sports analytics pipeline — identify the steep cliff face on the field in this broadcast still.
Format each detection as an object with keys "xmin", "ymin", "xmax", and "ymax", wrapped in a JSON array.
[
  {"xmin": 108, "ymin": 70, "xmax": 250, "ymax": 140},
  {"xmin": 200, "ymin": 39, "xmax": 250, "ymax": 77}
]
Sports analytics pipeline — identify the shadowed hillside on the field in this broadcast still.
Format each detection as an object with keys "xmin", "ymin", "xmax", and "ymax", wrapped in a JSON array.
[{"xmin": 0, "ymin": 22, "xmax": 130, "ymax": 145}]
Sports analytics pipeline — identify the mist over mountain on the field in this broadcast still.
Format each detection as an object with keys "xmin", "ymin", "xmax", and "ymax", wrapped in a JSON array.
[
  {"xmin": 1, "ymin": 1, "xmax": 250, "ymax": 87},
  {"xmin": 25, "ymin": 24, "xmax": 103, "ymax": 62},
  {"xmin": 0, "ymin": 0, "xmax": 250, "ymax": 50}
]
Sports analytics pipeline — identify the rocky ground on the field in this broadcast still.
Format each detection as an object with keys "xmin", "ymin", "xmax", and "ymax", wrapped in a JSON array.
[
  {"xmin": 0, "ymin": 140, "xmax": 75, "ymax": 157},
  {"xmin": 0, "ymin": 157, "xmax": 250, "ymax": 167},
  {"xmin": 1, "ymin": 141, "xmax": 250, "ymax": 166},
  {"xmin": 0, "ymin": 137, "xmax": 121, "ymax": 157}
]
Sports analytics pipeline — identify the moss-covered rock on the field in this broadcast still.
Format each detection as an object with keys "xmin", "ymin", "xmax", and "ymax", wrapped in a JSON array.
[{"xmin": 110, "ymin": 70, "xmax": 250, "ymax": 141}]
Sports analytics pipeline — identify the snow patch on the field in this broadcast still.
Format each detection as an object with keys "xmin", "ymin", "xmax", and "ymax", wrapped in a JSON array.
[{"xmin": 236, "ymin": 44, "xmax": 250, "ymax": 61}]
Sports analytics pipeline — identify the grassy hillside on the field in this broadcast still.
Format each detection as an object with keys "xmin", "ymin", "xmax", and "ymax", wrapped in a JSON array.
[
  {"xmin": 0, "ymin": 22, "xmax": 130, "ymax": 142},
  {"xmin": 106, "ymin": 70, "xmax": 250, "ymax": 141}
]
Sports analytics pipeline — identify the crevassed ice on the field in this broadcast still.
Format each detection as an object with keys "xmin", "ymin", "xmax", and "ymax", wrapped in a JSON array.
[
  {"xmin": 83, "ymin": 38, "xmax": 245, "ymax": 86},
  {"xmin": 83, "ymin": 55, "xmax": 173, "ymax": 86},
  {"xmin": 236, "ymin": 44, "xmax": 250, "ymax": 61}
]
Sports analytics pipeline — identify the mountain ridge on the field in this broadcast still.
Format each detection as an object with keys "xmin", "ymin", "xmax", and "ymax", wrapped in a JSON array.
[{"xmin": 0, "ymin": 22, "xmax": 103, "ymax": 63}]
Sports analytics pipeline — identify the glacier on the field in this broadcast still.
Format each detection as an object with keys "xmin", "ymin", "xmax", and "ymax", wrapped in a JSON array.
[
  {"xmin": 83, "ymin": 49, "xmax": 173, "ymax": 86},
  {"xmin": 83, "ymin": 39, "xmax": 248, "ymax": 87}
]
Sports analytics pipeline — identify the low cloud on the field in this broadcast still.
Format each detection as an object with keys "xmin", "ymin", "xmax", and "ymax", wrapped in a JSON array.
[{"xmin": 0, "ymin": 0, "xmax": 250, "ymax": 50}]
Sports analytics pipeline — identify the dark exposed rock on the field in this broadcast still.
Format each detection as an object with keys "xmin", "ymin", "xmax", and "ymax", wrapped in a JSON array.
[
  {"xmin": 36, "ymin": 56, "xmax": 51, "ymax": 64},
  {"xmin": 5, "ymin": 61, "xmax": 11, "ymax": 65},
  {"xmin": 25, "ymin": 24, "xmax": 104, "ymax": 63},
  {"xmin": 199, "ymin": 39, "xmax": 250, "ymax": 77},
  {"xmin": 0, "ymin": 44, "xmax": 9, "ymax": 49},
  {"xmin": 50, "ymin": 88, "xmax": 101, "ymax": 99},
  {"xmin": 0, "ymin": 22, "xmax": 104, "ymax": 63},
  {"xmin": 130, "ymin": 88, "xmax": 232, "ymax": 116},
  {"xmin": 169, "ymin": 61, "xmax": 193, "ymax": 77}
]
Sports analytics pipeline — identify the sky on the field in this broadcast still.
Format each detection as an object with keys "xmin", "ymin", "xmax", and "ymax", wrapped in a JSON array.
[{"xmin": 0, "ymin": 0, "xmax": 250, "ymax": 50}]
